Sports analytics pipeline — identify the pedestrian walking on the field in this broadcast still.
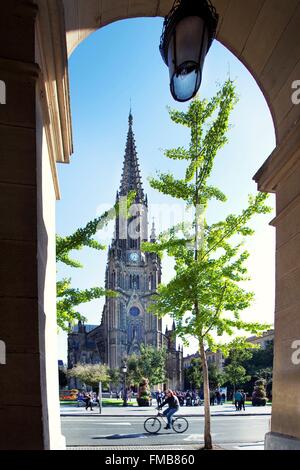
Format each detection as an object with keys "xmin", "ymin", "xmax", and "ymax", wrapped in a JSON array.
[
  {"xmin": 215, "ymin": 390, "xmax": 221, "ymax": 405},
  {"xmin": 84, "ymin": 392, "xmax": 94, "ymax": 411},
  {"xmin": 234, "ymin": 390, "xmax": 243, "ymax": 411},
  {"xmin": 240, "ymin": 390, "xmax": 246, "ymax": 411}
]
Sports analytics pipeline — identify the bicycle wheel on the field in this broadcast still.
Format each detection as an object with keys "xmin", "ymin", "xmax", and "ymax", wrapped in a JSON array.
[
  {"xmin": 172, "ymin": 417, "xmax": 189, "ymax": 434},
  {"xmin": 144, "ymin": 417, "xmax": 161, "ymax": 434}
]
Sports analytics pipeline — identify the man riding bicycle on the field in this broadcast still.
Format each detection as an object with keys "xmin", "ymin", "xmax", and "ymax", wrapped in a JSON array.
[{"xmin": 158, "ymin": 389, "xmax": 180, "ymax": 429}]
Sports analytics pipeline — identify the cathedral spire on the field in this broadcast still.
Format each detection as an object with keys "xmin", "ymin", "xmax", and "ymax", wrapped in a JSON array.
[{"xmin": 119, "ymin": 111, "xmax": 145, "ymax": 203}]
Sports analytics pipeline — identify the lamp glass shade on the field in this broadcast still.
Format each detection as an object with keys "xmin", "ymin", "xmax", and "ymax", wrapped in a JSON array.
[{"xmin": 167, "ymin": 15, "xmax": 209, "ymax": 101}]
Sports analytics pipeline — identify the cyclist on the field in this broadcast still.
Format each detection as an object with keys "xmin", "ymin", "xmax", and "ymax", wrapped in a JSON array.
[{"xmin": 159, "ymin": 389, "xmax": 180, "ymax": 429}]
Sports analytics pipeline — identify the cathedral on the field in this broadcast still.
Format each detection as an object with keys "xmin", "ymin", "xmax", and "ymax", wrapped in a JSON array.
[{"xmin": 68, "ymin": 112, "xmax": 183, "ymax": 390}]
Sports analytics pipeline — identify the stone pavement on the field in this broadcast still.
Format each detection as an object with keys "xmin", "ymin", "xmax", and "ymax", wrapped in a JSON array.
[
  {"xmin": 68, "ymin": 443, "xmax": 263, "ymax": 451},
  {"xmin": 68, "ymin": 445, "xmax": 202, "ymax": 450},
  {"xmin": 61, "ymin": 402, "xmax": 272, "ymax": 418}
]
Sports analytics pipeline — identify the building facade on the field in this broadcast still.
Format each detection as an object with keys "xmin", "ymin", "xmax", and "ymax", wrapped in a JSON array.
[
  {"xmin": 68, "ymin": 113, "xmax": 183, "ymax": 389},
  {"xmin": 67, "ymin": 322, "xmax": 100, "ymax": 369},
  {"xmin": 247, "ymin": 329, "xmax": 274, "ymax": 350},
  {"xmin": 183, "ymin": 330, "xmax": 274, "ymax": 375}
]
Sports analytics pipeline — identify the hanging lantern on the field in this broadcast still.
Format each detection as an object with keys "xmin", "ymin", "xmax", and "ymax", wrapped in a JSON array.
[{"xmin": 160, "ymin": 0, "xmax": 219, "ymax": 102}]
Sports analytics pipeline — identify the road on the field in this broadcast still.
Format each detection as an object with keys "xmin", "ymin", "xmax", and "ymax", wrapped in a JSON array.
[{"xmin": 61, "ymin": 414, "xmax": 270, "ymax": 450}]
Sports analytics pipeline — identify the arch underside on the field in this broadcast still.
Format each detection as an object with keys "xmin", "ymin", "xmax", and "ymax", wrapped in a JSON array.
[{"xmin": 63, "ymin": 0, "xmax": 300, "ymax": 146}]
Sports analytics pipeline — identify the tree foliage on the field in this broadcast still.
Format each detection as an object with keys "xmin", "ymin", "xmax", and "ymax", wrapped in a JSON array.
[
  {"xmin": 207, "ymin": 363, "xmax": 226, "ymax": 390},
  {"xmin": 56, "ymin": 200, "xmax": 132, "ymax": 331},
  {"xmin": 142, "ymin": 80, "xmax": 272, "ymax": 448},
  {"xmin": 185, "ymin": 358, "xmax": 203, "ymax": 389},
  {"xmin": 126, "ymin": 345, "xmax": 167, "ymax": 387},
  {"xmin": 243, "ymin": 340, "xmax": 274, "ymax": 377},
  {"xmin": 108, "ymin": 368, "xmax": 121, "ymax": 391},
  {"xmin": 224, "ymin": 364, "xmax": 250, "ymax": 393},
  {"xmin": 185, "ymin": 358, "xmax": 225, "ymax": 390},
  {"xmin": 224, "ymin": 339, "xmax": 274, "ymax": 397},
  {"xmin": 67, "ymin": 363, "xmax": 110, "ymax": 387}
]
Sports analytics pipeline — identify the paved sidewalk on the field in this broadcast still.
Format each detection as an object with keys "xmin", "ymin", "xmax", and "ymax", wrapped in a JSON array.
[
  {"xmin": 61, "ymin": 403, "xmax": 272, "ymax": 418},
  {"xmin": 68, "ymin": 445, "xmax": 202, "ymax": 450},
  {"xmin": 68, "ymin": 443, "xmax": 264, "ymax": 451}
]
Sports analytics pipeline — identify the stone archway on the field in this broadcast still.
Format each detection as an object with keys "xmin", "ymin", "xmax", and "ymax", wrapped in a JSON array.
[{"xmin": 1, "ymin": 0, "xmax": 300, "ymax": 449}]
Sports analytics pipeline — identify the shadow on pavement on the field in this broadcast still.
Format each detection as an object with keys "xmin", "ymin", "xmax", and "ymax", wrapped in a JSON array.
[{"xmin": 92, "ymin": 432, "xmax": 173, "ymax": 440}]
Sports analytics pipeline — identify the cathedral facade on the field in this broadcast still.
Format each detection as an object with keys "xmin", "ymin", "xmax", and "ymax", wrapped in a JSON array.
[{"xmin": 68, "ymin": 113, "xmax": 183, "ymax": 390}]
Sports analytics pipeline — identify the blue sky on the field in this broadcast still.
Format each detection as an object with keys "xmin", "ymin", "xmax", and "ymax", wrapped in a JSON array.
[{"xmin": 57, "ymin": 18, "xmax": 276, "ymax": 363}]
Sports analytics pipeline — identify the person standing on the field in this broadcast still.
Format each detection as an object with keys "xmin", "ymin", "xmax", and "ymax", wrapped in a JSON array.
[
  {"xmin": 240, "ymin": 390, "xmax": 246, "ymax": 411},
  {"xmin": 234, "ymin": 390, "xmax": 242, "ymax": 411},
  {"xmin": 156, "ymin": 389, "xmax": 162, "ymax": 408}
]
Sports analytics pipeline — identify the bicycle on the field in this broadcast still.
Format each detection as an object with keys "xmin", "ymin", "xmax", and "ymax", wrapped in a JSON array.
[{"xmin": 144, "ymin": 410, "xmax": 189, "ymax": 434}]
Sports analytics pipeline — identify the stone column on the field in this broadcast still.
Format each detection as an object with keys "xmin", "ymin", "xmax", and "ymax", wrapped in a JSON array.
[
  {"xmin": 0, "ymin": 0, "xmax": 65, "ymax": 450},
  {"xmin": 255, "ymin": 120, "xmax": 300, "ymax": 450}
]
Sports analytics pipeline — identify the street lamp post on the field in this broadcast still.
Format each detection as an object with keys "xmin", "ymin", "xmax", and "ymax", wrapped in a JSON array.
[
  {"xmin": 98, "ymin": 381, "xmax": 102, "ymax": 415},
  {"xmin": 121, "ymin": 361, "xmax": 128, "ymax": 407},
  {"xmin": 160, "ymin": 0, "xmax": 219, "ymax": 102}
]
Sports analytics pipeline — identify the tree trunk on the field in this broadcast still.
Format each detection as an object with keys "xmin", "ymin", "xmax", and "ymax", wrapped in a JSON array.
[
  {"xmin": 200, "ymin": 339, "xmax": 212, "ymax": 450},
  {"xmin": 195, "ymin": 125, "xmax": 212, "ymax": 449}
]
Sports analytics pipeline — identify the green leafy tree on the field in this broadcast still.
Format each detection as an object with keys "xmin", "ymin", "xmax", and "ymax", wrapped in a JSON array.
[
  {"xmin": 224, "ymin": 364, "xmax": 250, "ymax": 397},
  {"xmin": 56, "ymin": 278, "xmax": 112, "ymax": 331},
  {"xmin": 108, "ymin": 368, "xmax": 121, "ymax": 392},
  {"xmin": 243, "ymin": 340, "xmax": 274, "ymax": 376},
  {"xmin": 139, "ymin": 345, "xmax": 167, "ymax": 387},
  {"xmin": 223, "ymin": 338, "xmax": 273, "ymax": 397},
  {"xmin": 67, "ymin": 363, "xmax": 110, "ymax": 388},
  {"xmin": 252, "ymin": 378, "xmax": 268, "ymax": 406},
  {"xmin": 185, "ymin": 358, "xmax": 203, "ymax": 390},
  {"xmin": 126, "ymin": 354, "xmax": 141, "ymax": 387},
  {"xmin": 185, "ymin": 358, "xmax": 225, "ymax": 391},
  {"xmin": 208, "ymin": 363, "xmax": 225, "ymax": 390},
  {"xmin": 127, "ymin": 345, "xmax": 167, "ymax": 388},
  {"xmin": 56, "ymin": 198, "xmax": 134, "ymax": 330},
  {"xmin": 143, "ymin": 80, "xmax": 271, "ymax": 449},
  {"xmin": 223, "ymin": 337, "xmax": 255, "ymax": 397}
]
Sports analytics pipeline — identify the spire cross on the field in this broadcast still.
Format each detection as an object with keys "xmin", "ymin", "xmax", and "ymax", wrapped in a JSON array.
[{"xmin": 119, "ymin": 111, "xmax": 145, "ymax": 203}]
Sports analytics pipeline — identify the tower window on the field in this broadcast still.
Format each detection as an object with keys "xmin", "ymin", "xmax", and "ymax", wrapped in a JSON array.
[
  {"xmin": 130, "ymin": 274, "xmax": 140, "ymax": 290},
  {"xmin": 133, "ymin": 274, "xmax": 139, "ymax": 290}
]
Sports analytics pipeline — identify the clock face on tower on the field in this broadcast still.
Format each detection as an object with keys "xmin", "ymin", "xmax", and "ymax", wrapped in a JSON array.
[{"xmin": 129, "ymin": 252, "xmax": 139, "ymax": 263}]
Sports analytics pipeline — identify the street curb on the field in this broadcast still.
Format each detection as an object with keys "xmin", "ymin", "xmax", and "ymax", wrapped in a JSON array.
[{"xmin": 67, "ymin": 445, "xmax": 202, "ymax": 450}]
